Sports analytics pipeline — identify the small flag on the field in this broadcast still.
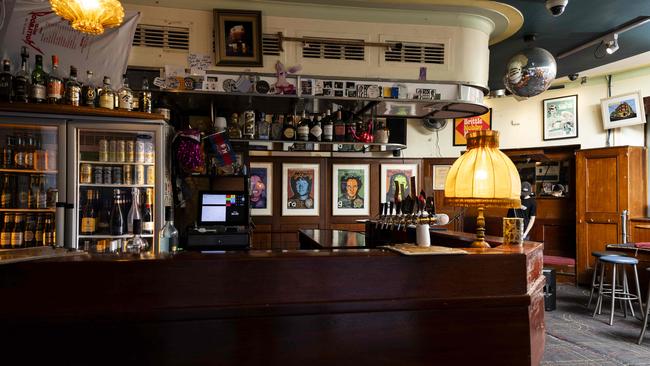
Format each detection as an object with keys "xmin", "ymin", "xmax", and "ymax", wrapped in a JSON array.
[{"xmin": 205, "ymin": 131, "xmax": 237, "ymax": 167}]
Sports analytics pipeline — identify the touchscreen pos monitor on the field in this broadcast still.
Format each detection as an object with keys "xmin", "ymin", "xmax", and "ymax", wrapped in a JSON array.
[{"xmin": 198, "ymin": 191, "xmax": 249, "ymax": 227}]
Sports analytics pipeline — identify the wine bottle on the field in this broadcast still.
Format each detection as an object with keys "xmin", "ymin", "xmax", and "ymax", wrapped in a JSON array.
[
  {"xmin": 142, "ymin": 188, "xmax": 154, "ymax": 235},
  {"xmin": 64, "ymin": 66, "xmax": 82, "ymax": 106},
  {"xmin": 46, "ymin": 55, "xmax": 63, "ymax": 104},
  {"xmin": 127, "ymin": 188, "xmax": 142, "ymax": 233},
  {"xmin": 322, "ymin": 110, "xmax": 333, "ymax": 142},
  {"xmin": 97, "ymin": 197, "xmax": 111, "ymax": 235},
  {"xmin": 0, "ymin": 59, "xmax": 13, "ymax": 102},
  {"xmin": 158, "ymin": 206, "xmax": 179, "ymax": 253},
  {"xmin": 0, "ymin": 213, "xmax": 13, "ymax": 249},
  {"xmin": 11, "ymin": 213, "xmax": 24, "ymax": 248},
  {"xmin": 13, "ymin": 47, "xmax": 30, "ymax": 103},
  {"xmin": 30, "ymin": 55, "xmax": 46, "ymax": 103},
  {"xmin": 110, "ymin": 189, "xmax": 125, "ymax": 235},
  {"xmin": 81, "ymin": 189, "xmax": 96, "ymax": 235},
  {"xmin": 334, "ymin": 110, "xmax": 346, "ymax": 142}
]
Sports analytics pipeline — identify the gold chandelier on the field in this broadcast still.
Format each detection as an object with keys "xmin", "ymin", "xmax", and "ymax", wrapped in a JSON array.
[{"xmin": 50, "ymin": 0, "xmax": 125, "ymax": 35}]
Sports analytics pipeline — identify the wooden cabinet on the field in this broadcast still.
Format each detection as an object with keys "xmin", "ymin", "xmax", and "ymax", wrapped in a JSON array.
[{"xmin": 576, "ymin": 146, "xmax": 647, "ymax": 284}]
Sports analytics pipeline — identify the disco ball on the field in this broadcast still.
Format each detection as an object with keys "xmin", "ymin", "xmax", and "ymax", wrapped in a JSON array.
[{"xmin": 503, "ymin": 47, "xmax": 557, "ymax": 98}]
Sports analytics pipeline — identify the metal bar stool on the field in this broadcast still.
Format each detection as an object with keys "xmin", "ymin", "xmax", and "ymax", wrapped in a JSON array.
[
  {"xmin": 638, "ymin": 267, "xmax": 650, "ymax": 344},
  {"xmin": 587, "ymin": 250, "xmax": 627, "ymax": 309},
  {"xmin": 593, "ymin": 255, "xmax": 643, "ymax": 325}
]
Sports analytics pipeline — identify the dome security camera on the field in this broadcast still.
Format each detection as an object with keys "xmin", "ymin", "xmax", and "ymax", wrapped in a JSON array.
[
  {"xmin": 568, "ymin": 73, "xmax": 579, "ymax": 81},
  {"xmin": 546, "ymin": 0, "xmax": 568, "ymax": 16}
]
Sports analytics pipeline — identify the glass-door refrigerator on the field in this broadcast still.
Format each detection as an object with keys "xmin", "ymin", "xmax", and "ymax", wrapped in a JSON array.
[
  {"xmin": 68, "ymin": 118, "xmax": 166, "ymax": 254},
  {"xmin": 0, "ymin": 115, "xmax": 67, "ymax": 249}
]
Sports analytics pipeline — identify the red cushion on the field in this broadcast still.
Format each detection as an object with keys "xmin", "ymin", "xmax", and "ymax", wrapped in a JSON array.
[
  {"xmin": 635, "ymin": 242, "xmax": 650, "ymax": 249},
  {"xmin": 544, "ymin": 255, "xmax": 576, "ymax": 266}
]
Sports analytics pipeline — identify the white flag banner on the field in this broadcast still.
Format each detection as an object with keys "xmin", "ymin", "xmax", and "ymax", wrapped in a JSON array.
[{"xmin": 0, "ymin": 0, "xmax": 139, "ymax": 87}]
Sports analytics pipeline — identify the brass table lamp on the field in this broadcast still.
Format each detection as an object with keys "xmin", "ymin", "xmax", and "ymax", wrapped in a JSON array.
[{"xmin": 444, "ymin": 130, "xmax": 521, "ymax": 248}]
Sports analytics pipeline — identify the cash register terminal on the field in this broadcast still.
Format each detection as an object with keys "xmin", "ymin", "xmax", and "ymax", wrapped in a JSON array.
[{"xmin": 186, "ymin": 191, "xmax": 251, "ymax": 250}]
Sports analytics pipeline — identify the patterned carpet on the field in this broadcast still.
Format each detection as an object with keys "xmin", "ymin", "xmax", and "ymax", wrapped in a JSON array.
[{"xmin": 543, "ymin": 284, "xmax": 650, "ymax": 365}]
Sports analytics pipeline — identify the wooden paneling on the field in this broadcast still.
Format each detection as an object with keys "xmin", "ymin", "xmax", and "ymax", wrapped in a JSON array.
[
  {"xmin": 632, "ymin": 219, "xmax": 650, "ymax": 243},
  {"xmin": 585, "ymin": 157, "xmax": 618, "ymax": 212}
]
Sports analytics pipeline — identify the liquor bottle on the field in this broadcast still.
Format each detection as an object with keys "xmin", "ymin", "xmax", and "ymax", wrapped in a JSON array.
[
  {"xmin": 374, "ymin": 119, "xmax": 390, "ymax": 144},
  {"xmin": 322, "ymin": 109, "xmax": 333, "ymax": 142},
  {"xmin": 82, "ymin": 70, "xmax": 96, "ymax": 107},
  {"xmin": 159, "ymin": 206, "xmax": 179, "ymax": 253},
  {"xmin": 64, "ymin": 66, "xmax": 82, "ymax": 106},
  {"xmin": 310, "ymin": 115, "xmax": 322, "ymax": 142},
  {"xmin": 110, "ymin": 189, "xmax": 124, "ymax": 235},
  {"xmin": 43, "ymin": 214, "xmax": 54, "ymax": 246},
  {"xmin": 281, "ymin": 114, "xmax": 296, "ymax": 141},
  {"xmin": 140, "ymin": 77, "xmax": 152, "ymax": 113},
  {"xmin": 30, "ymin": 54, "xmax": 46, "ymax": 103},
  {"xmin": 126, "ymin": 219, "xmax": 148, "ymax": 253},
  {"xmin": 243, "ymin": 110, "xmax": 256, "ymax": 139},
  {"xmin": 256, "ymin": 112, "xmax": 270, "ymax": 140},
  {"xmin": 127, "ymin": 188, "xmax": 142, "ymax": 233},
  {"xmin": 142, "ymin": 188, "xmax": 154, "ymax": 235},
  {"xmin": 117, "ymin": 74, "xmax": 133, "ymax": 111},
  {"xmin": 0, "ymin": 59, "xmax": 13, "ymax": 102},
  {"xmin": 334, "ymin": 110, "xmax": 346, "ymax": 142},
  {"xmin": 345, "ymin": 115, "xmax": 357, "ymax": 142},
  {"xmin": 98, "ymin": 76, "xmax": 114, "ymax": 109},
  {"xmin": 3, "ymin": 136, "xmax": 13, "ymax": 168},
  {"xmin": 227, "ymin": 113, "xmax": 242, "ymax": 139},
  {"xmin": 96, "ymin": 197, "xmax": 111, "ymax": 235},
  {"xmin": 270, "ymin": 114, "xmax": 283, "ymax": 140},
  {"xmin": 46, "ymin": 55, "xmax": 63, "ymax": 104},
  {"xmin": 296, "ymin": 112, "xmax": 310, "ymax": 141},
  {"xmin": 23, "ymin": 214, "xmax": 35, "ymax": 248},
  {"xmin": 13, "ymin": 47, "xmax": 30, "ymax": 103},
  {"xmin": 11, "ymin": 213, "xmax": 24, "ymax": 248},
  {"xmin": 81, "ymin": 189, "xmax": 96, "ymax": 235},
  {"xmin": 1, "ymin": 213, "xmax": 13, "ymax": 249},
  {"xmin": 35, "ymin": 214, "xmax": 44, "ymax": 247},
  {"xmin": 1, "ymin": 175, "xmax": 12, "ymax": 208},
  {"xmin": 37, "ymin": 175, "xmax": 47, "ymax": 209}
]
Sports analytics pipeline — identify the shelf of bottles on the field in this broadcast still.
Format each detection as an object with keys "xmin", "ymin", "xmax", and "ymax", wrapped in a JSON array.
[
  {"xmin": 0, "ymin": 124, "xmax": 59, "ymax": 250},
  {"xmin": 77, "ymin": 129, "xmax": 156, "ymax": 254}
]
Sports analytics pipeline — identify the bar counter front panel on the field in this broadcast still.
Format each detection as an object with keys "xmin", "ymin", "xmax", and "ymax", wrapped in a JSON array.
[{"xmin": 0, "ymin": 233, "xmax": 544, "ymax": 366}]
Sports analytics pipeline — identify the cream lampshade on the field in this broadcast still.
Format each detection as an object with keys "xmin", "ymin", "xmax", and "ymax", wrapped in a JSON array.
[
  {"xmin": 50, "ymin": 0, "xmax": 125, "ymax": 35},
  {"xmin": 444, "ymin": 130, "xmax": 521, "ymax": 248}
]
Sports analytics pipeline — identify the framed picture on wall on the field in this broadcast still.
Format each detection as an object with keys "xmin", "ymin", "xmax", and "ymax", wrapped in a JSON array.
[
  {"xmin": 332, "ymin": 164, "xmax": 370, "ymax": 216},
  {"xmin": 432, "ymin": 165, "xmax": 452, "ymax": 190},
  {"xmin": 282, "ymin": 163, "xmax": 320, "ymax": 216},
  {"xmin": 380, "ymin": 164, "xmax": 418, "ymax": 203},
  {"xmin": 543, "ymin": 94, "xmax": 578, "ymax": 140},
  {"xmin": 600, "ymin": 91, "xmax": 646, "ymax": 129},
  {"xmin": 213, "ymin": 9, "xmax": 263, "ymax": 67},
  {"xmin": 453, "ymin": 109, "xmax": 492, "ymax": 146},
  {"xmin": 250, "ymin": 162, "xmax": 272, "ymax": 216}
]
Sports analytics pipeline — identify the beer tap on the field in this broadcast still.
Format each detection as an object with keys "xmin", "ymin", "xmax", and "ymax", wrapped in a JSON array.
[
  {"xmin": 376, "ymin": 202, "xmax": 386, "ymax": 229},
  {"xmin": 392, "ymin": 180, "xmax": 402, "ymax": 230},
  {"xmin": 383, "ymin": 201, "xmax": 394, "ymax": 229}
]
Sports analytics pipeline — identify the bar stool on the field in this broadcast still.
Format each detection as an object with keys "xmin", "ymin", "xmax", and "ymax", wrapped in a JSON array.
[
  {"xmin": 638, "ymin": 267, "xmax": 650, "ymax": 344},
  {"xmin": 593, "ymin": 255, "xmax": 643, "ymax": 325},
  {"xmin": 587, "ymin": 250, "xmax": 627, "ymax": 309}
]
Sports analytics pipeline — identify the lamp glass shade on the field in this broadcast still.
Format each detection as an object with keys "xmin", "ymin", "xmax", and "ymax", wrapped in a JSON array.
[
  {"xmin": 50, "ymin": 0, "xmax": 125, "ymax": 35},
  {"xmin": 444, "ymin": 130, "xmax": 521, "ymax": 208}
]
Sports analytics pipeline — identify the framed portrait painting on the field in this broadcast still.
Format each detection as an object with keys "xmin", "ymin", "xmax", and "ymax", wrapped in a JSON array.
[
  {"xmin": 213, "ymin": 9, "xmax": 263, "ymax": 67},
  {"xmin": 380, "ymin": 164, "xmax": 418, "ymax": 203},
  {"xmin": 543, "ymin": 95, "xmax": 578, "ymax": 140},
  {"xmin": 282, "ymin": 163, "xmax": 319, "ymax": 216},
  {"xmin": 601, "ymin": 91, "xmax": 646, "ymax": 129},
  {"xmin": 332, "ymin": 164, "xmax": 370, "ymax": 216},
  {"xmin": 453, "ymin": 109, "xmax": 491, "ymax": 146},
  {"xmin": 250, "ymin": 162, "xmax": 272, "ymax": 216}
]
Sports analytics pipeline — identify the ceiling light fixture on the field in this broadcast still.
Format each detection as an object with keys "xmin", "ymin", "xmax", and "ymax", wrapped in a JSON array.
[
  {"xmin": 604, "ymin": 33, "xmax": 619, "ymax": 54},
  {"xmin": 50, "ymin": 0, "xmax": 125, "ymax": 35}
]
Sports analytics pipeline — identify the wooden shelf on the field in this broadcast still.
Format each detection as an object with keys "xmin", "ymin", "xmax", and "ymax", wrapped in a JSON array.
[
  {"xmin": 0, "ymin": 208, "xmax": 55, "ymax": 213},
  {"xmin": 79, "ymin": 161, "xmax": 154, "ymax": 166},
  {"xmin": 78, "ymin": 234, "xmax": 154, "ymax": 239},
  {"xmin": 79, "ymin": 184, "xmax": 154, "ymax": 188},
  {"xmin": 0, "ymin": 102, "xmax": 164, "ymax": 120},
  {"xmin": 0, "ymin": 168, "xmax": 58, "ymax": 174},
  {"xmin": 230, "ymin": 139, "xmax": 406, "ymax": 151}
]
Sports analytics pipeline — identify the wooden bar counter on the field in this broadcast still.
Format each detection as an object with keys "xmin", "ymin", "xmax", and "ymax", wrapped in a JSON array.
[{"xmin": 0, "ymin": 231, "xmax": 545, "ymax": 365}]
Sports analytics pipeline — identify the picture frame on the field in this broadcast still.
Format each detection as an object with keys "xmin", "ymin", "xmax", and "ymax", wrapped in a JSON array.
[
  {"xmin": 250, "ymin": 162, "xmax": 272, "ymax": 216},
  {"xmin": 380, "ymin": 164, "xmax": 418, "ymax": 203},
  {"xmin": 432, "ymin": 165, "xmax": 452, "ymax": 190},
  {"xmin": 213, "ymin": 9, "xmax": 263, "ymax": 67},
  {"xmin": 543, "ymin": 95, "xmax": 578, "ymax": 140},
  {"xmin": 282, "ymin": 163, "xmax": 320, "ymax": 216},
  {"xmin": 332, "ymin": 164, "xmax": 370, "ymax": 216},
  {"xmin": 453, "ymin": 109, "xmax": 492, "ymax": 146},
  {"xmin": 600, "ymin": 91, "xmax": 646, "ymax": 130}
]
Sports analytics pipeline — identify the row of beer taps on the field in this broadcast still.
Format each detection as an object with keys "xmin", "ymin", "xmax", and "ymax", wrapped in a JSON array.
[{"xmin": 375, "ymin": 176, "xmax": 438, "ymax": 231}]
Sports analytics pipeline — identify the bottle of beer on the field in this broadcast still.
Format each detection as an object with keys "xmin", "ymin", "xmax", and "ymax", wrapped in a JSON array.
[
  {"xmin": 23, "ymin": 214, "xmax": 35, "ymax": 248},
  {"xmin": 43, "ymin": 214, "xmax": 55, "ymax": 246},
  {"xmin": 35, "ymin": 214, "xmax": 44, "ymax": 247},
  {"xmin": 37, "ymin": 175, "xmax": 47, "ymax": 209},
  {"xmin": 3, "ymin": 136, "xmax": 13, "ymax": 168},
  {"xmin": 16, "ymin": 175, "xmax": 29, "ymax": 209},
  {"xmin": 28, "ymin": 175, "xmax": 38, "ymax": 209},
  {"xmin": 1, "ymin": 174, "xmax": 12, "ymax": 208},
  {"xmin": 11, "ymin": 213, "xmax": 24, "ymax": 248},
  {"xmin": 0, "ymin": 213, "xmax": 13, "ymax": 249},
  {"xmin": 81, "ymin": 189, "xmax": 96, "ymax": 235}
]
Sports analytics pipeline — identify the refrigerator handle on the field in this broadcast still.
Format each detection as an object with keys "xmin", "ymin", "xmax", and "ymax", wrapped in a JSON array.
[{"xmin": 61, "ymin": 203, "xmax": 74, "ymax": 249}]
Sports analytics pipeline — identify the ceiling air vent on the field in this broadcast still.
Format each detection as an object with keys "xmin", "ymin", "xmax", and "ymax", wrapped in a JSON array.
[
  {"xmin": 133, "ymin": 24, "xmax": 190, "ymax": 51},
  {"xmin": 302, "ymin": 38, "xmax": 365, "ymax": 61},
  {"xmin": 262, "ymin": 33, "xmax": 282, "ymax": 56},
  {"xmin": 385, "ymin": 41, "xmax": 444, "ymax": 64}
]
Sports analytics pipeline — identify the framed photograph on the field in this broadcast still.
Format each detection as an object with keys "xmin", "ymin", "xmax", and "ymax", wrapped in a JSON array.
[
  {"xmin": 601, "ymin": 91, "xmax": 646, "ymax": 129},
  {"xmin": 250, "ymin": 162, "xmax": 272, "ymax": 216},
  {"xmin": 432, "ymin": 165, "xmax": 452, "ymax": 190},
  {"xmin": 282, "ymin": 163, "xmax": 320, "ymax": 216},
  {"xmin": 213, "ymin": 9, "xmax": 263, "ymax": 67},
  {"xmin": 453, "ymin": 109, "xmax": 492, "ymax": 146},
  {"xmin": 380, "ymin": 164, "xmax": 418, "ymax": 203},
  {"xmin": 332, "ymin": 164, "xmax": 370, "ymax": 216},
  {"xmin": 543, "ymin": 95, "xmax": 578, "ymax": 140}
]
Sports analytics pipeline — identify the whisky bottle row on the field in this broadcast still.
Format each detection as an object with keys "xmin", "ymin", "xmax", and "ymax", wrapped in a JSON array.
[
  {"xmin": 79, "ymin": 188, "xmax": 154, "ymax": 237},
  {"xmin": 2, "ymin": 134, "xmax": 53, "ymax": 170},
  {"xmin": 225, "ymin": 109, "xmax": 390, "ymax": 144},
  {"xmin": 0, "ymin": 48, "xmax": 153, "ymax": 113},
  {"xmin": 0, "ymin": 213, "xmax": 55, "ymax": 249},
  {"xmin": 1, "ymin": 174, "xmax": 56, "ymax": 209}
]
